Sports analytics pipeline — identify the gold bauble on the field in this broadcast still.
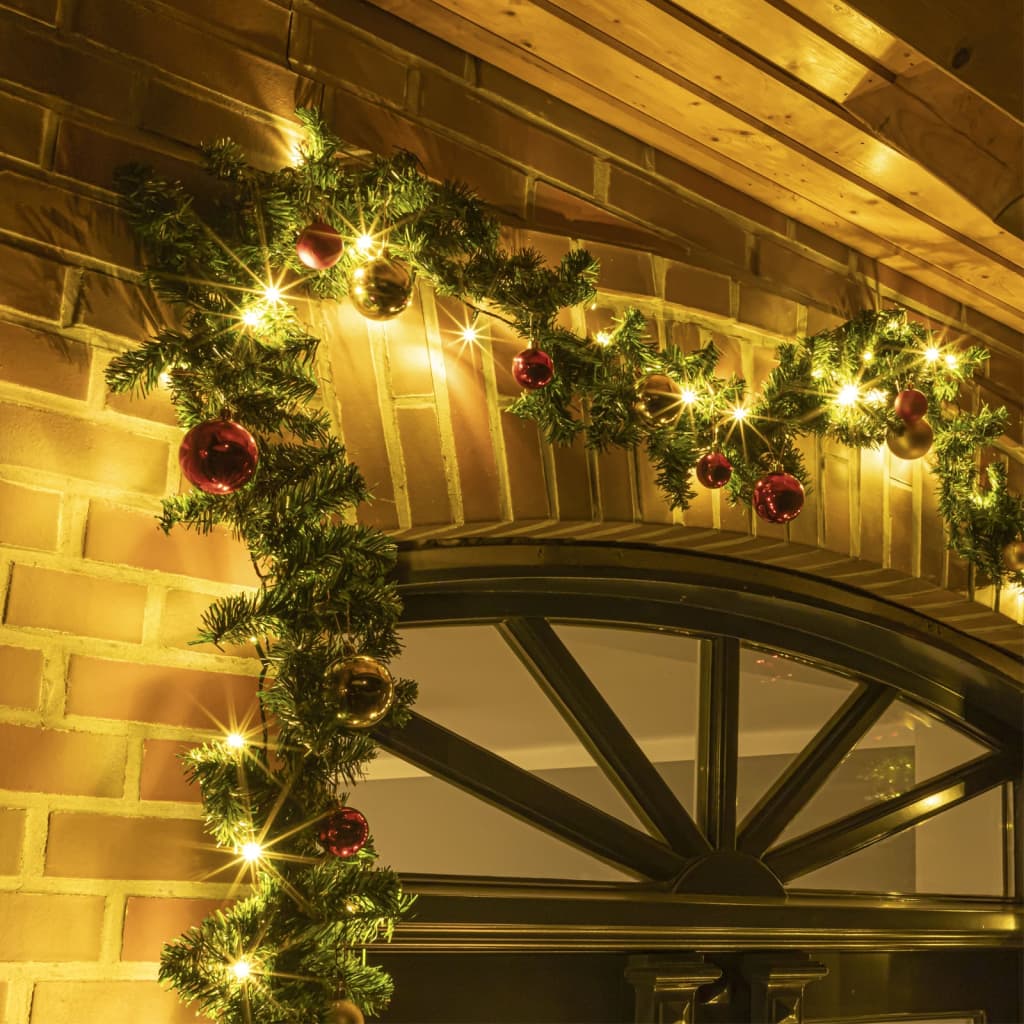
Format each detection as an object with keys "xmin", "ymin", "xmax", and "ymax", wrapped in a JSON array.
[
  {"xmin": 636, "ymin": 373, "xmax": 683, "ymax": 428},
  {"xmin": 886, "ymin": 418, "xmax": 933, "ymax": 460},
  {"xmin": 1003, "ymin": 539, "xmax": 1024, "ymax": 574},
  {"xmin": 327, "ymin": 998, "xmax": 365, "ymax": 1024},
  {"xmin": 328, "ymin": 654, "xmax": 395, "ymax": 729},
  {"xmin": 349, "ymin": 256, "xmax": 413, "ymax": 321}
]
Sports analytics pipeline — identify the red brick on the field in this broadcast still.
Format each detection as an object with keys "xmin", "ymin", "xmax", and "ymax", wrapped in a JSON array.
[
  {"xmin": 105, "ymin": 383, "xmax": 180, "ymax": 427},
  {"xmin": 758, "ymin": 239, "xmax": 854, "ymax": 309},
  {"xmin": 85, "ymin": 501, "xmax": 258, "ymax": 586},
  {"xmin": 596, "ymin": 447, "xmax": 635, "ymax": 523},
  {"xmin": 292, "ymin": 10, "xmax": 408, "ymax": 105},
  {"xmin": 479, "ymin": 63, "xmax": 649, "ymax": 166},
  {"xmin": 420, "ymin": 71, "xmax": 595, "ymax": 193},
  {"xmin": 0, "ymin": 724, "xmax": 126, "ymax": 796},
  {"xmin": 805, "ymin": 307, "xmax": 844, "ymax": 338},
  {"xmin": 386, "ymin": 296, "xmax": 433, "ymax": 396},
  {"xmin": 584, "ymin": 242, "xmax": 654, "ymax": 297},
  {"xmin": 398, "ymin": 406, "xmax": 452, "ymax": 527},
  {"xmin": 0, "ymin": 479, "xmax": 60, "ymax": 550},
  {"xmin": 158, "ymin": 589, "xmax": 257, "ymax": 659},
  {"xmin": 0, "ymin": 90, "xmax": 45, "ymax": 163},
  {"xmin": 0, "ymin": 404, "xmax": 168, "ymax": 493},
  {"xmin": 5, "ymin": 565, "xmax": 147, "ymax": 642},
  {"xmin": 821, "ymin": 447, "xmax": 851, "ymax": 556},
  {"xmin": 67, "ymin": 656, "xmax": 257, "ymax": 727},
  {"xmin": 154, "ymin": 0, "xmax": 289, "ymax": 59},
  {"xmin": 608, "ymin": 166, "xmax": 748, "ymax": 267},
  {"xmin": 653, "ymin": 151, "xmax": 788, "ymax": 235},
  {"xmin": 500, "ymin": 412, "xmax": 551, "ymax": 522},
  {"xmin": 0, "ymin": 321, "xmax": 90, "ymax": 397},
  {"xmin": 964, "ymin": 306, "xmax": 1023, "ymax": 352},
  {"xmin": 45, "ymin": 812, "xmax": 231, "ymax": 880},
  {"xmin": 30, "ymin": 981, "xmax": 201, "ymax": 1023},
  {"xmin": 888, "ymin": 480, "xmax": 914, "ymax": 576},
  {"xmin": 0, "ymin": 165, "xmax": 137, "ymax": 268},
  {"xmin": 0, "ymin": 807, "xmax": 25, "ymax": 873},
  {"xmin": 326, "ymin": 88, "xmax": 528, "ymax": 218},
  {"xmin": 793, "ymin": 221, "xmax": 849, "ymax": 264},
  {"xmin": 552, "ymin": 435, "xmax": 593, "ymax": 522},
  {"xmin": 859, "ymin": 448, "xmax": 885, "ymax": 565},
  {"xmin": 122, "ymin": 896, "xmax": 230, "ymax": 961},
  {"xmin": 141, "ymin": 81, "xmax": 299, "ymax": 171},
  {"xmin": 0, "ymin": 243, "xmax": 64, "ymax": 320},
  {"xmin": 0, "ymin": 893, "xmax": 104, "ymax": 960},
  {"xmin": 0, "ymin": 645, "xmax": 43, "ymax": 708},
  {"xmin": 0, "ymin": 13, "xmax": 141, "ymax": 120},
  {"xmin": 738, "ymin": 286, "xmax": 798, "ymax": 336},
  {"xmin": 664, "ymin": 262, "xmax": 731, "ymax": 316},
  {"xmin": 874, "ymin": 264, "xmax": 962, "ymax": 322},
  {"xmin": 321, "ymin": 301, "xmax": 399, "ymax": 531},
  {"xmin": 140, "ymin": 738, "xmax": 199, "ymax": 803},
  {"xmin": 71, "ymin": 0, "xmax": 309, "ymax": 120}
]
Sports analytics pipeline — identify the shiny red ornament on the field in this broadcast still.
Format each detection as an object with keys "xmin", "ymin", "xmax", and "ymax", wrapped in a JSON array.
[
  {"xmin": 695, "ymin": 451, "xmax": 732, "ymax": 489},
  {"xmin": 179, "ymin": 420, "xmax": 258, "ymax": 495},
  {"xmin": 318, "ymin": 806, "xmax": 369, "ymax": 858},
  {"xmin": 512, "ymin": 347, "xmax": 554, "ymax": 389},
  {"xmin": 295, "ymin": 221, "xmax": 344, "ymax": 271},
  {"xmin": 752, "ymin": 471, "xmax": 805, "ymax": 523},
  {"xmin": 894, "ymin": 388, "xmax": 928, "ymax": 424}
]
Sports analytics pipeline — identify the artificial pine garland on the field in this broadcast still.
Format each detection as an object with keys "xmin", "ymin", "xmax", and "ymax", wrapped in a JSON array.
[{"xmin": 105, "ymin": 109, "xmax": 1021, "ymax": 1023}]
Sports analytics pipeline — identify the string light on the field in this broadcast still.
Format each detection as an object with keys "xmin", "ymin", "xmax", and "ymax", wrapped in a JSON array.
[
  {"xmin": 836, "ymin": 384, "xmax": 860, "ymax": 407},
  {"xmin": 225, "ymin": 732, "xmax": 246, "ymax": 750},
  {"xmin": 866, "ymin": 388, "xmax": 887, "ymax": 403},
  {"xmin": 460, "ymin": 326, "xmax": 478, "ymax": 343},
  {"xmin": 679, "ymin": 387, "xmax": 697, "ymax": 405},
  {"xmin": 595, "ymin": 330, "xmax": 612, "ymax": 346},
  {"xmin": 731, "ymin": 406, "xmax": 749, "ymax": 421},
  {"xmin": 862, "ymin": 350, "xmax": 874, "ymax": 363},
  {"xmin": 944, "ymin": 353, "xmax": 959, "ymax": 369},
  {"xmin": 241, "ymin": 308, "xmax": 264, "ymax": 328},
  {"xmin": 924, "ymin": 346, "xmax": 941, "ymax": 363},
  {"xmin": 240, "ymin": 841, "xmax": 263, "ymax": 863},
  {"xmin": 811, "ymin": 368, "xmax": 824, "ymax": 379},
  {"xmin": 263, "ymin": 285, "xmax": 282, "ymax": 304},
  {"xmin": 356, "ymin": 233, "xmax": 375, "ymax": 253},
  {"xmin": 157, "ymin": 371, "xmax": 173, "ymax": 388},
  {"xmin": 231, "ymin": 959, "xmax": 252, "ymax": 981}
]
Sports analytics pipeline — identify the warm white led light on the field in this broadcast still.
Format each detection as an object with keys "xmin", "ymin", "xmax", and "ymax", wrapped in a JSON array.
[
  {"xmin": 811, "ymin": 368, "xmax": 824, "ymax": 379},
  {"xmin": 924, "ymin": 346, "xmax": 941, "ymax": 363},
  {"xmin": 241, "ymin": 308, "xmax": 263, "ymax": 328},
  {"xmin": 225, "ymin": 732, "xmax": 246, "ymax": 750},
  {"xmin": 240, "ymin": 841, "xmax": 263, "ymax": 863},
  {"xmin": 595, "ymin": 331, "xmax": 612, "ymax": 346},
  {"xmin": 731, "ymin": 406, "xmax": 749, "ymax": 421},
  {"xmin": 944, "ymin": 353, "xmax": 958, "ymax": 369},
  {"xmin": 356, "ymin": 233, "xmax": 375, "ymax": 253},
  {"xmin": 157, "ymin": 371, "xmax": 173, "ymax": 388},
  {"xmin": 263, "ymin": 286, "xmax": 282, "ymax": 304},
  {"xmin": 836, "ymin": 384, "xmax": 860, "ymax": 407},
  {"xmin": 679, "ymin": 388, "xmax": 697, "ymax": 405},
  {"xmin": 866, "ymin": 389, "xmax": 886, "ymax": 404},
  {"xmin": 862, "ymin": 350, "xmax": 874, "ymax": 363},
  {"xmin": 231, "ymin": 960, "xmax": 252, "ymax": 981},
  {"xmin": 460, "ymin": 326, "xmax": 478, "ymax": 343}
]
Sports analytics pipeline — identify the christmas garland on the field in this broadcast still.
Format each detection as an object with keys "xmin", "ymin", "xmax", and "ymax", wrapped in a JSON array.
[{"xmin": 105, "ymin": 110, "xmax": 1022, "ymax": 1024}]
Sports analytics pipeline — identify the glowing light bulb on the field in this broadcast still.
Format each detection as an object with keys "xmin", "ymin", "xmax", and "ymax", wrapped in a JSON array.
[
  {"xmin": 157, "ymin": 371, "xmax": 173, "ymax": 388},
  {"xmin": 225, "ymin": 732, "xmax": 246, "ymax": 750},
  {"xmin": 679, "ymin": 387, "xmax": 697, "ymax": 405},
  {"xmin": 595, "ymin": 331, "xmax": 612, "ymax": 346},
  {"xmin": 240, "ymin": 841, "xmax": 263, "ymax": 863},
  {"xmin": 866, "ymin": 388, "xmax": 886, "ymax": 404},
  {"xmin": 862, "ymin": 350, "xmax": 874, "ymax": 363},
  {"xmin": 811, "ymin": 368, "xmax": 824, "ymax": 379},
  {"xmin": 356, "ymin": 233, "xmax": 375, "ymax": 253},
  {"xmin": 345, "ymin": 900, "xmax": 358, "ymax": 913},
  {"xmin": 263, "ymin": 285, "xmax": 282, "ymax": 304},
  {"xmin": 241, "ymin": 308, "xmax": 263, "ymax": 328},
  {"xmin": 944, "ymin": 353, "xmax": 958, "ymax": 369},
  {"xmin": 731, "ymin": 406, "xmax": 749, "ymax": 421},
  {"xmin": 460, "ymin": 326, "xmax": 478, "ymax": 343},
  {"xmin": 924, "ymin": 346, "xmax": 941, "ymax": 363},
  {"xmin": 231, "ymin": 960, "xmax": 252, "ymax": 981},
  {"xmin": 836, "ymin": 384, "xmax": 860, "ymax": 407}
]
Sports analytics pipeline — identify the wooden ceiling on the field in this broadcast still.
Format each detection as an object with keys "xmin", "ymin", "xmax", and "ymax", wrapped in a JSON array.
[{"xmin": 365, "ymin": 0, "xmax": 1024, "ymax": 331}]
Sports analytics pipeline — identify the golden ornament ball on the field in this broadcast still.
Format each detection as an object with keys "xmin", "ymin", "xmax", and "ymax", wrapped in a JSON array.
[
  {"xmin": 886, "ymin": 418, "xmax": 933, "ymax": 460},
  {"xmin": 349, "ymin": 256, "xmax": 413, "ymax": 321},
  {"xmin": 328, "ymin": 654, "xmax": 395, "ymax": 729},
  {"xmin": 636, "ymin": 373, "xmax": 684, "ymax": 428},
  {"xmin": 1003, "ymin": 539, "xmax": 1024, "ymax": 574},
  {"xmin": 327, "ymin": 998, "xmax": 365, "ymax": 1024}
]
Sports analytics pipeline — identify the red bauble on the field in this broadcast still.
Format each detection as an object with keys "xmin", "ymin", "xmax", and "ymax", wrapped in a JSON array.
[
  {"xmin": 512, "ymin": 347, "xmax": 554, "ymax": 389},
  {"xmin": 752, "ymin": 471, "xmax": 805, "ymax": 523},
  {"xmin": 894, "ymin": 388, "xmax": 928, "ymax": 424},
  {"xmin": 179, "ymin": 420, "xmax": 258, "ymax": 494},
  {"xmin": 295, "ymin": 221, "xmax": 344, "ymax": 271},
  {"xmin": 318, "ymin": 806, "xmax": 369, "ymax": 858},
  {"xmin": 695, "ymin": 451, "xmax": 732, "ymax": 489}
]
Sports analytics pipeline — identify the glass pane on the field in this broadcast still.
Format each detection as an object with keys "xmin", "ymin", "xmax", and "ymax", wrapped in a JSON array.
[
  {"xmin": 780, "ymin": 700, "xmax": 990, "ymax": 842},
  {"xmin": 738, "ymin": 647, "xmax": 858, "ymax": 822},
  {"xmin": 553, "ymin": 623, "xmax": 701, "ymax": 815},
  {"xmin": 790, "ymin": 788, "xmax": 1005, "ymax": 895},
  {"xmin": 390, "ymin": 624, "xmax": 645, "ymax": 830},
  {"xmin": 355, "ymin": 768, "xmax": 635, "ymax": 880}
]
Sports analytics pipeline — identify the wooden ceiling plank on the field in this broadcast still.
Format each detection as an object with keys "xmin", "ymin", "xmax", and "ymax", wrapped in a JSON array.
[
  {"xmin": 364, "ymin": 0, "xmax": 1024, "ymax": 328},
  {"xmin": 544, "ymin": 0, "xmax": 1023, "ymax": 251}
]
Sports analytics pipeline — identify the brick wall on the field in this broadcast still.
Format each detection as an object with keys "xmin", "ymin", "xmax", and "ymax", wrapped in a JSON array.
[{"xmin": 0, "ymin": 1, "xmax": 1021, "ymax": 1020}]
